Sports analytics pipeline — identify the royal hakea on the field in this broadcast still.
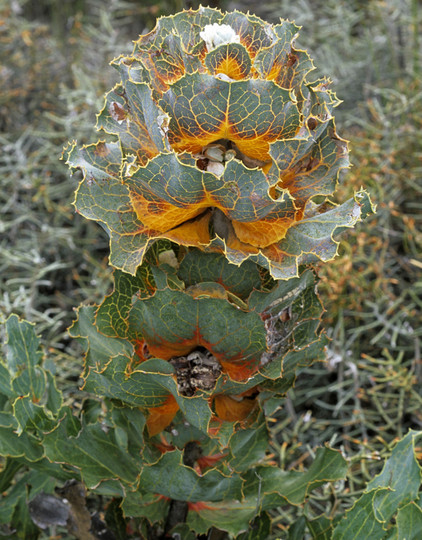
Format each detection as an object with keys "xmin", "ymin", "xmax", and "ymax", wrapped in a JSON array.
[
  {"xmin": 1, "ymin": 8, "xmax": 382, "ymax": 539},
  {"xmin": 66, "ymin": 7, "xmax": 371, "ymax": 280}
]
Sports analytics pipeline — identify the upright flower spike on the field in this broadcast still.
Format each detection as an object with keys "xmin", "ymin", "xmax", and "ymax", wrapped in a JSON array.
[{"xmin": 66, "ymin": 8, "xmax": 374, "ymax": 279}]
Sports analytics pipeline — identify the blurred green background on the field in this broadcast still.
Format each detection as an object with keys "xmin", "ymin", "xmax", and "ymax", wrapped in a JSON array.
[{"xmin": 1, "ymin": 0, "xmax": 421, "ymax": 535}]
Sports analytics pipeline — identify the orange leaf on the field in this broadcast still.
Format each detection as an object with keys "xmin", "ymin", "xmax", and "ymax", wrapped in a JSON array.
[
  {"xmin": 197, "ymin": 452, "xmax": 227, "ymax": 472},
  {"xmin": 187, "ymin": 501, "xmax": 214, "ymax": 512},
  {"xmin": 214, "ymin": 394, "xmax": 256, "ymax": 422},
  {"xmin": 133, "ymin": 338, "xmax": 150, "ymax": 363},
  {"xmin": 161, "ymin": 211, "xmax": 212, "ymax": 246},
  {"xmin": 129, "ymin": 190, "xmax": 206, "ymax": 232},
  {"xmin": 232, "ymin": 215, "xmax": 296, "ymax": 248},
  {"xmin": 146, "ymin": 395, "xmax": 180, "ymax": 436},
  {"xmin": 219, "ymin": 358, "xmax": 259, "ymax": 382}
]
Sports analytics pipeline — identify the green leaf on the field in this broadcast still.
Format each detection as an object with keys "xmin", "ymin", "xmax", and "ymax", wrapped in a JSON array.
[
  {"xmin": 67, "ymin": 141, "xmax": 151, "ymax": 274},
  {"xmin": 11, "ymin": 367, "xmax": 46, "ymax": 403},
  {"xmin": 121, "ymin": 491, "xmax": 169, "ymax": 522},
  {"xmin": 0, "ymin": 412, "xmax": 18, "ymax": 429},
  {"xmin": 0, "ymin": 363, "xmax": 14, "ymax": 398},
  {"xmin": 287, "ymin": 516, "xmax": 307, "ymax": 539},
  {"xmin": 0, "ymin": 459, "xmax": 24, "ymax": 496},
  {"xmin": 0, "ymin": 474, "xmax": 27, "ymax": 526},
  {"xmin": 138, "ymin": 450, "xmax": 243, "ymax": 502},
  {"xmin": 16, "ymin": 456, "xmax": 74, "ymax": 483},
  {"xmin": 45, "ymin": 370, "xmax": 63, "ymax": 416},
  {"xmin": 95, "ymin": 266, "xmax": 154, "ymax": 339},
  {"xmin": 12, "ymin": 396, "xmax": 56, "ymax": 435},
  {"xmin": 186, "ymin": 498, "xmax": 258, "ymax": 537},
  {"xmin": 367, "ymin": 430, "xmax": 422, "ymax": 522},
  {"xmin": 104, "ymin": 498, "xmax": 129, "ymax": 540},
  {"xmin": 178, "ymin": 250, "xmax": 262, "ymax": 300},
  {"xmin": 244, "ymin": 446, "xmax": 347, "ymax": 508},
  {"xmin": 110, "ymin": 406, "xmax": 146, "ymax": 456},
  {"xmin": 228, "ymin": 422, "xmax": 268, "ymax": 472},
  {"xmin": 4, "ymin": 315, "xmax": 42, "ymax": 376},
  {"xmin": 333, "ymin": 431, "xmax": 422, "ymax": 539},
  {"xmin": 43, "ymin": 420, "xmax": 141, "ymax": 490},
  {"xmin": 166, "ymin": 49, "xmax": 295, "ymax": 139},
  {"xmin": 236, "ymin": 512, "xmax": 272, "ymax": 540},
  {"xmin": 0, "ymin": 426, "xmax": 43, "ymax": 462},
  {"xmin": 0, "ymin": 476, "xmax": 38, "ymax": 538},
  {"xmin": 69, "ymin": 305, "xmax": 133, "ymax": 372},
  {"xmin": 5, "ymin": 315, "xmax": 46, "ymax": 402},
  {"xmin": 306, "ymin": 514, "xmax": 334, "ymax": 540},
  {"xmin": 396, "ymin": 496, "xmax": 422, "ymax": 540},
  {"xmin": 332, "ymin": 491, "xmax": 387, "ymax": 540},
  {"xmin": 129, "ymin": 286, "xmax": 266, "ymax": 381}
]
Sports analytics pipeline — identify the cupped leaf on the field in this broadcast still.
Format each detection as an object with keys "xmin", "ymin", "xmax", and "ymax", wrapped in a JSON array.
[
  {"xmin": 132, "ymin": 32, "xmax": 205, "ymax": 94},
  {"xmin": 161, "ymin": 72, "xmax": 300, "ymax": 160},
  {"xmin": 211, "ymin": 189, "xmax": 375, "ymax": 279},
  {"xmin": 178, "ymin": 250, "xmax": 262, "ymax": 300},
  {"xmin": 66, "ymin": 7, "xmax": 373, "ymax": 277},
  {"xmin": 96, "ymin": 80, "xmax": 167, "ymax": 164},
  {"xmin": 133, "ymin": 7, "xmax": 221, "ymax": 56},
  {"xmin": 205, "ymin": 42, "xmax": 252, "ymax": 80},
  {"xmin": 83, "ymin": 355, "xmax": 213, "ymax": 434},
  {"xmin": 253, "ymin": 20, "xmax": 301, "ymax": 80},
  {"xmin": 128, "ymin": 285, "xmax": 267, "ymax": 381},
  {"xmin": 69, "ymin": 306, "xmax": 134, "ymax": 373},
  {"xmin": 95, "ymin": 266, "xmax": 155, "ymax": 339},
  {"xmin": 270, "ymin": 118, "xmax": 349, "ymax": 207}
]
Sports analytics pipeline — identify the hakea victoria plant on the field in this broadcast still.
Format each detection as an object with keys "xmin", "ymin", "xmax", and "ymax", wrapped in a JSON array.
[
  {"xmin": 65, "ymin": 7, "xmax": 372, "ymax": 279},
  {"xmin": 6, "ymin": 8, "xmax": 413, "ymax": 540}
]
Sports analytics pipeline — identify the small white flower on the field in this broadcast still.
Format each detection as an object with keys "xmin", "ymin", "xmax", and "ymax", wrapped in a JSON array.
[
  {"xmin": 215, "ymin": 72, "xmax": 235, "ymax": 82},
  {"xmin": 157, "ymin": 114, "xmax": 170, "ymax": 136},
  {"xmin": 207, "ymin": 161, "xmax": 225, "ymax": 177},
  {"xmin": 204, "ymin": 145, "xmax": 225, "ymax": 162},
  {"xmin": 200, "ymin": 23, "xmax": 240, "ymax": 51}
]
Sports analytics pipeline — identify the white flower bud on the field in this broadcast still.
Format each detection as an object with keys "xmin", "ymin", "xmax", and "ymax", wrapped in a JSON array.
[{"xmin": 200, "ymin": 23, "xmax": 240, "ymax": 51}]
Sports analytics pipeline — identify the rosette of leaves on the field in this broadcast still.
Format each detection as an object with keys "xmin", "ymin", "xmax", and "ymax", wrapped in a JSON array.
[
  {"xmin": 65, "ymin": 7, "xmax": 374, "ymax": 279},
  {"xmin": 70, "ymin": 249, "xmax": 327, "ymax": 438},
  {"xmin": 1, "ymin": 315, "xmax": 352, "ymax": 539}
]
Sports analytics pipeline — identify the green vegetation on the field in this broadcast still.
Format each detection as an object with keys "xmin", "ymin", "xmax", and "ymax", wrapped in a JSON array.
[{"xmin": 1, "ymin": 0, "xmax": 421, "ymax": 538}]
